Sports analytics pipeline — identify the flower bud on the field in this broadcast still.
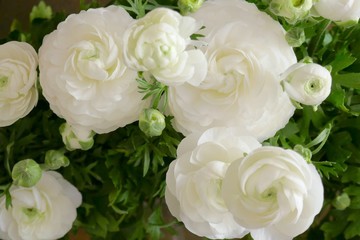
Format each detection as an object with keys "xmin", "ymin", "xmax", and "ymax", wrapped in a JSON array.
[
  {"xmin": 294, "ymin": 144, "xmax": 312, "ymax": 163},
  {"xmin": 44, "ymin": 150, "xmax": 70, "ymax": 170},
  {"xmin": 285, "ymin": 27, "xmax": 305, "ymax": 47},
  {"xmin": 333, "ymin": 192, "xmax": 351, "ymax": 210},
  {"xmin": 59, "ymin": 123, "xmax": 95, "ymax": 151},
  {"xmin": 139, "ymin": 109, "xmax": 166, "ymax": 137},
  {"xmin": 178, "ymin": 0, "xmax": 204, "ymax": 15},
  {"xmin": 269, "ymin": 0, "xmax": 313, "ymax": 23},
  {"xmin": 12, "ymin": 159, "xmax": 42, "ymax": 187},
  {"xmin": 314, "ymin": 0, "xmax": 360, "ymax": 23},
  {"xmin": 281, "ymin": 62, "xmax": 332, "ymax": 107}
]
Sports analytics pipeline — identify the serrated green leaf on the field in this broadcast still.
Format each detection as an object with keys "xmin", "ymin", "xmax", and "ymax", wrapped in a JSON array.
[
  {"xmin": 345, "ymin": 215, "xmax": 360, "ymax": 239},
  {"xmin": 333, "ymin": 73, "xmax": 360, "ymax": 89},
  {"xmin": 327, "ymin": 84, "xmax": 349, "ymax": 112},
  {"xmin": 321, "ymin": 212, "xmax": 348, "ymax": 240},
  {"xmin": 342, "ymin": 167, "xmax": 360, "ymax": 184},
  {"xmin": 330, "ymin": 51, "xmax": 357, "ymax": 73}
]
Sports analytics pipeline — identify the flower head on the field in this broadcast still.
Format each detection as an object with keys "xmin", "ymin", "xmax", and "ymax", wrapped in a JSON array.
[
  {"xmin": 123, "ymin": 8, "xmax": 207, "ymax": 86},
  {"xmin": 222, "ymin": 146, "xmax": 324, "ymax": 240},
  {"xmin": 166, "ymin": 127, "xmax": 261, "ymax": 239},
  {"xmin": 168, "ymin": 0, "xmax": 296, "ymax": 141},
  {"xmin": 0, "ymin": 41, "xmax": 38, "ymax": 127},
  {"xmin": 0, "ymin": 171, "xmax": 82, "ymax": 240},
  {"xmin": 281, "ymin": 62, "xmax": 332, "ymax": 107},
  {"xmin": 39, "ymin": 6, "xmax": 149, "ymax": 134},
  {"xmin": 313, "ymin": 0, "xmax": 360, "ymax": 23}
]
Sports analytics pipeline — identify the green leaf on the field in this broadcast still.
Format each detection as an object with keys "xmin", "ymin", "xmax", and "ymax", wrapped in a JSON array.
[
  {"xmin": 330, "ymin": 51, "xmax": 357, "ymax": 73},
  {"xmin": 345, "ymin": 210, "xmax": 360, "ymax": 239},
  {"xmin": 342, "ymin": 167, "xmax": 360, "ymax": 184},
  {"xmin": 333, "ymin": 73, "xmax": 360, "ymax": 89},
  {"xmin": 321, "ymin": 211, "xmax": 348, "ymax": 240},
  {"xmin": 327, "ymin": 84, "xmax": 349, "ymax": 112}
]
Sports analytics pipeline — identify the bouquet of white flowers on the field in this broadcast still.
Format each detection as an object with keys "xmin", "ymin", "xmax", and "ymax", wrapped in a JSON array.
[{"xmin": 0, "ymin": 0, "xmax": 360, "ymax": 239}]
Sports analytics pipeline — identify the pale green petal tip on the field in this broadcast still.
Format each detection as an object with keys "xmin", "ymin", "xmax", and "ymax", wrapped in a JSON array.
[{"xmin": 12, "ymin": 159, "xmax": 42, "ymax": 188}]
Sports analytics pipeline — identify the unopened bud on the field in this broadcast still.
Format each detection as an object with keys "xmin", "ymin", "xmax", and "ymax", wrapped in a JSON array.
[
  {"xmin": 139, "ymin": 109, "xmax": 166, "ymax": 137},
  {"xmin": 294, "ymin": 145, "xmax": 312, "ymax": 163},
  {"xmin": 269, "ymin": 0, "xmax": 313, "ymax": 23},
  {"xmin": 44, "ymin": 150, "xmax": 70, "ymax": 170},
  {"xmin": 285, "ymin": 27, "xmax": 305, "ymax": 47},
  {"xmin": 178, "ymin": 0, "xmax": 204, "ymax": 15},
  {"xmin": 333, "ymin": 192, "xmax": 351, "ymax": 210},
  {"xmin": 281, "ymin": 62, "xmax": 332, "ymax": 107},
  {"xmin": 59, "ymin": 123, "xmax": 95, "ymax": 151},
  {"xmin": 12, "ymin": 159, "xmax": 42, "ymax": 187}
]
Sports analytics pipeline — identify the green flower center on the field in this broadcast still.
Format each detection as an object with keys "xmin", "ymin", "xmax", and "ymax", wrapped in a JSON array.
[
  {"xmin": 0, "ymin": 76, "xmax": 9, "ymax": 89},
  {"xmin": 22, "ymin": 207, "xmax": 42, "ymax": 220},
  {"xmin": 305, "ymin": 78, "xmax": 323, "ymax": 94},
  {"xmin": 292, "ymin": 0, "xmax": 304, "ymax": 7}
]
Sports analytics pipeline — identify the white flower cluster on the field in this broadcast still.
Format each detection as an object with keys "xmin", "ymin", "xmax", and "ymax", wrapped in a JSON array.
[
  {"xmin": 166, "ymin": 127, "xmax": 324, "ymax": 240},
  {"xmin": 0, "ymin": 0, "xmax": 341, "ymax": 239}
]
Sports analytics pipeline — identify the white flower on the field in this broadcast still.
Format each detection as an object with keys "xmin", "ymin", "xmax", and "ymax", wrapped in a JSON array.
[
  {"xmin": 59, "ymin": 123, "xmax": 95, "ymax": 151},
  {"xmin": 123, "ymin": 8, "xmax": 207, "ymax": 86},
  {"xmin": 313, "ymin": 0, "xmax": 360, "ymax": 23},
  {"xmin": 222, "ymin": 146, "xmax": 324, "ymax": 240},
  {"xmin": 165, "ymin": 127, "xmax": 261, "ymax": 239},
  {"xmin": 0, "ymin": 171, "xmax": 82, "ymax": 240},
  {"xmin": 281, "ymin": 62, "xmax": 332, "ymax": 106},
  {"xmin": 167, "ymin": 0, "xmax": 296, "ymax": 141},
  {"xmin": 0, "ymin": 41, "xmax": 38, "ymax": 127},
  {"xmin": 39, "ymin": 6, "xmax": 149, "ymax": 134},
  {"xmin": 269, "ymin": 0, "xmax": 313, "ymax": 23}
]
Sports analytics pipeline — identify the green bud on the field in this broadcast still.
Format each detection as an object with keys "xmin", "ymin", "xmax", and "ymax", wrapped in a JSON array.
[
  {"xmin": 139, "ymin": 109, "xmax": 166, "ymax": 137},
  {"xmin": 333, "ymin": 192, "xmax": 351, "ymax": 210},
  {"xmin": 12, "ymin": 159, "xmax": 42, "ymax": 187},
  {"xmin": 59, "ymin": 123, "xmax": 95, "ymax": 151},
  {"xmin": 269, "ymin": 0, "xmax": 313, "ymax": 24},
  {"xmin": 44, "ymin": 150, "xmax": 70, "ymax": 170},
  {"xmin": 294, "ymin": 145, "xmax": 312, "ymax": 163},
  {"xmin": 285, "ymin": 27, "xmax": 305, "ymax": 47},
  {"xmin": 29, "ymin": 1, "xmax": 52, "ymax": 22},
  {"xmin": 178, "ymin": 0, "xmax": 204, "ymax": 15}
]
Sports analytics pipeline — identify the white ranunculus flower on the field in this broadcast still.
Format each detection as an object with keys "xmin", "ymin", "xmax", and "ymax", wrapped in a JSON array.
[
  {"xmin": 222, "ymin": 146, "xmax": 324, "ymax": 240},
  {"xmin": 0, "ymin": 171, "xmax": 82, "ymax": 240},
  {"xmin": 313, "ymin": 0, "xmax": 360, "ymax": 23},
  {"xmin": 123, "ymin": 8, "xmax": 207, "ymax": 86},
  {"xmin": 281, "ymin": 62, "xmax": 332, "ymax": 106},
  {"xmin": 165, "ymin": 127, "xmax": 261, "ymax": 239},
  {"xmin": 167, "ymin": 0, "xmax": 296, "ymax": 141},
  {"xmin": 39, "ymin": 6, "xmax": 149, "ymax": 134},
  {"xmin": 0, "ymin": 41, "xmax": 38, "ymax": 127},
  {"xmin": 269, "ymin": 0, "xmax": 313, "ymax": 23}
]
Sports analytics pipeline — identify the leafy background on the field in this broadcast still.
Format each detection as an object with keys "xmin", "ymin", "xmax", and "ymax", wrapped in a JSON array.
[{"xmin": 1, "ymin": 0, "xmax": 360, "ymax": 239}]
